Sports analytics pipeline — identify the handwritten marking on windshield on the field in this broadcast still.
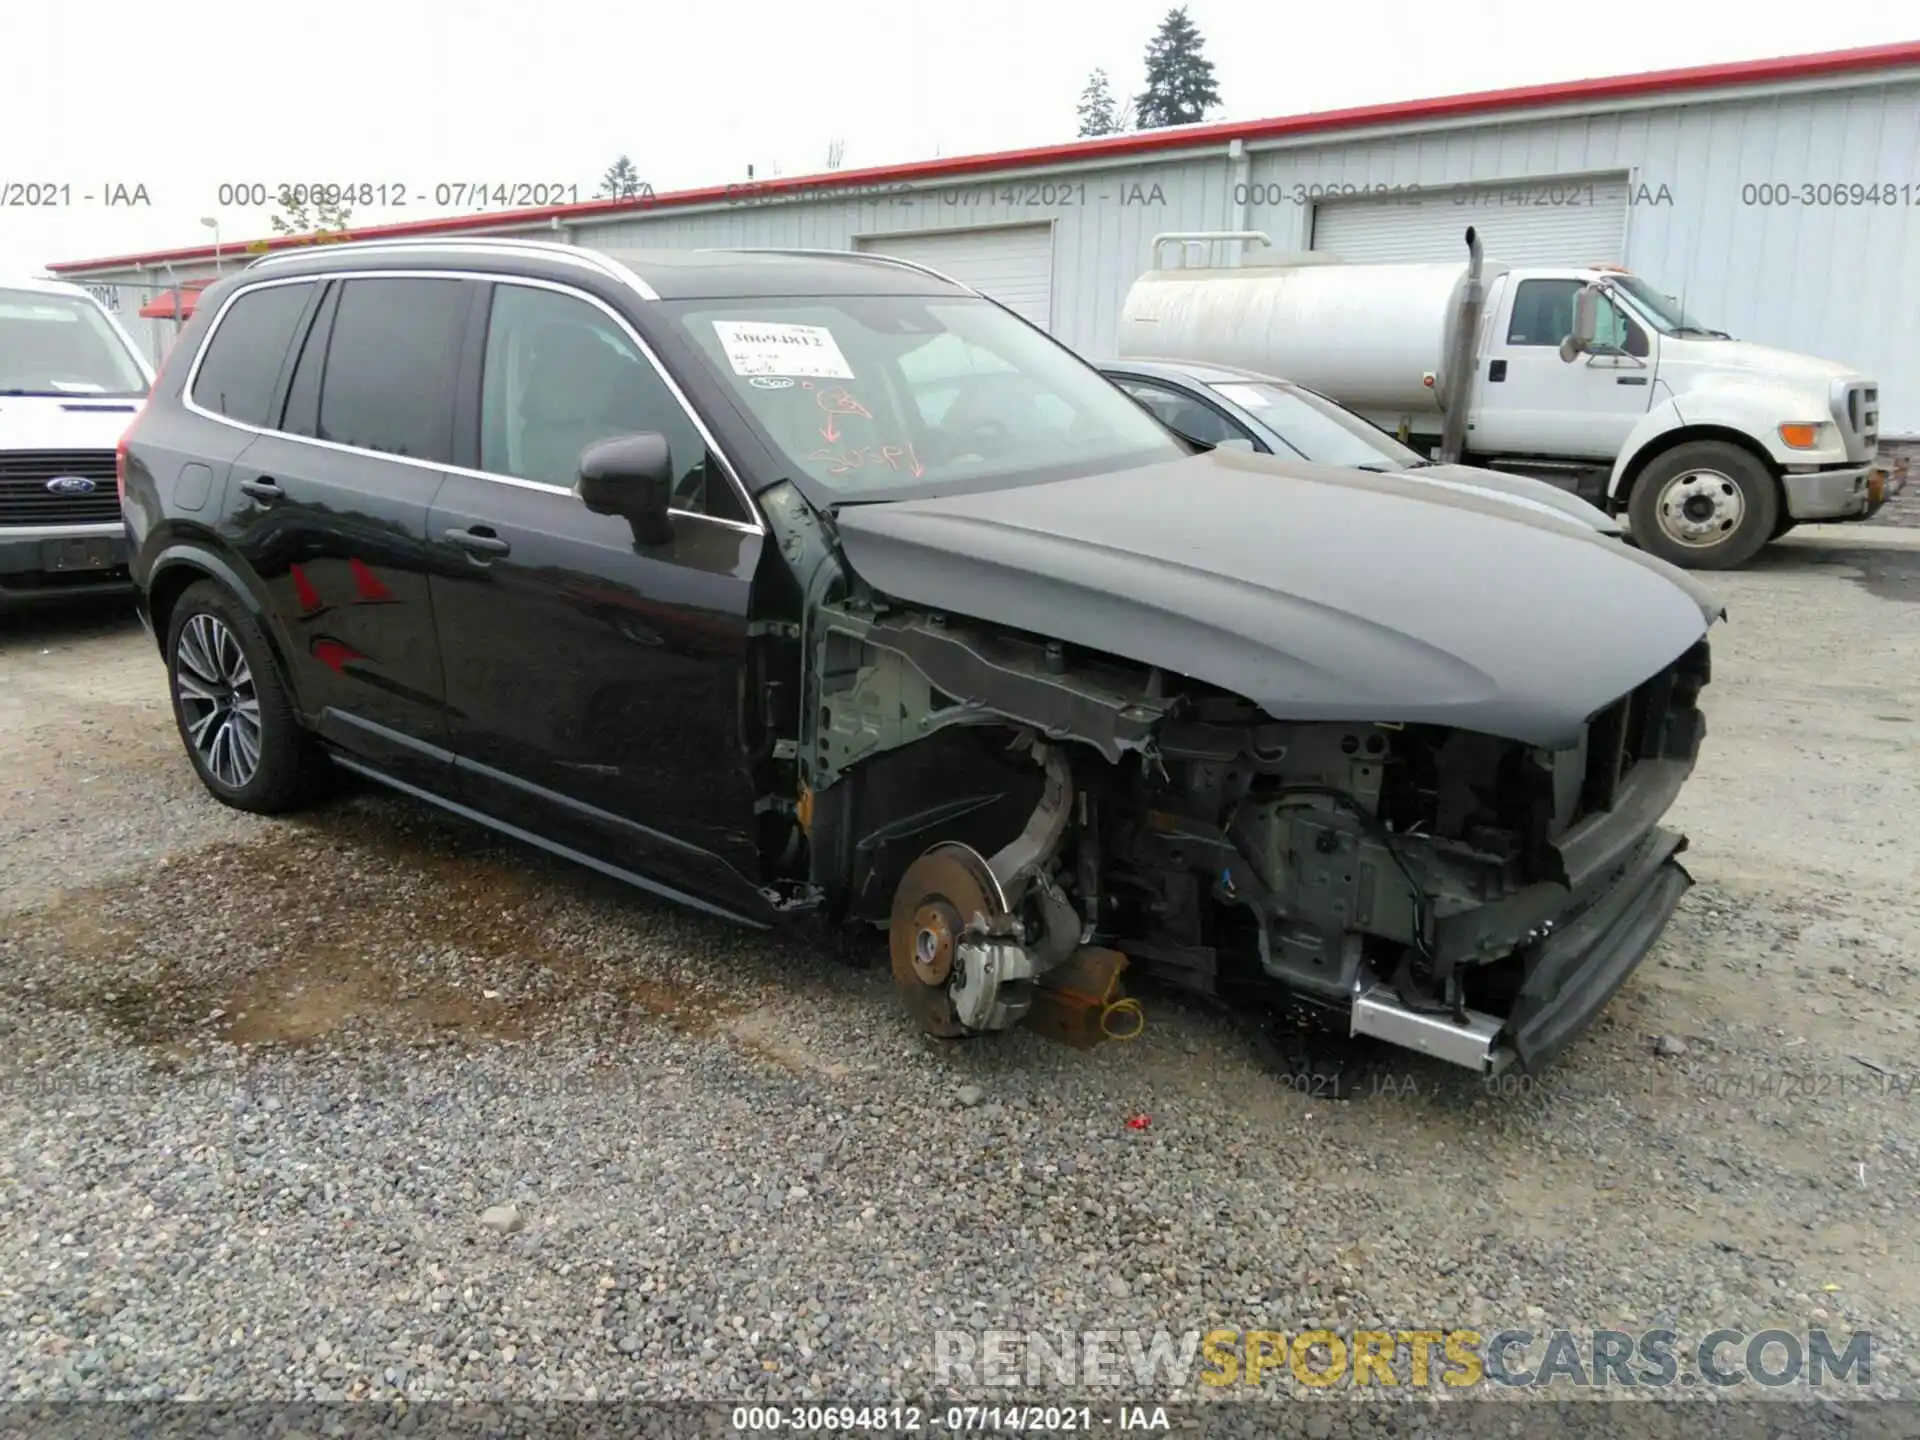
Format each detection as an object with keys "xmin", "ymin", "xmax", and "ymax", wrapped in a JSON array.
[
  {"xmin": 806, "ymin": 442, "xmax": 924, "ymax": 478},
  {"xmin": 811, "ymin": 385, "xmax": 872, "ymax": 444},
  {"xmin": 815, "ymin": 386, "xmax": 871, "ymax": 417}
]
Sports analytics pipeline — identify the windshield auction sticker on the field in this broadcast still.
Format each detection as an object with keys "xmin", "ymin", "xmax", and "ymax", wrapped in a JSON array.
[{"xmin": 713, "ymin": 321, "xmax": 854, "ymax": 379}]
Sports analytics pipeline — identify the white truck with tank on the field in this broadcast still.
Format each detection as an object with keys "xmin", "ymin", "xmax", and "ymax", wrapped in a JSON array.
[{"xmin": 1117, "ymin": 230, "xmax": 1895, "ymax": 569}]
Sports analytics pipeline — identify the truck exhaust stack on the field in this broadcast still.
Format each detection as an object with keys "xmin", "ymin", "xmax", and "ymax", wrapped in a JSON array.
[{"xmin": 1438, "ymin": 226, "xmax": 1484, "ymax": 466}]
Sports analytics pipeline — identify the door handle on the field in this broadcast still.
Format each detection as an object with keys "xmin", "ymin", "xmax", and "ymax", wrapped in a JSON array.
[
  {"xmin": 239, "ymin": 477, "xmax": 283, "ymax": 501},
  {"xmin": 1487, "ymin": 360, "xmax": 1508, "ymax": 382},
  {"xmin": 444, "ymin": 526, "xmax": 511, "ymax": 557}
]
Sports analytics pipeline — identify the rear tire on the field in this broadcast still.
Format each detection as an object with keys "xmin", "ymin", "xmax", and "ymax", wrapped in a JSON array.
[
  {"xmin": 166, "ymin": 580, "xmax": 329, "ymax": 813},
  {"xmin": 1628, "ymin": 441, "xmax": 1779, "ymax": 570}
]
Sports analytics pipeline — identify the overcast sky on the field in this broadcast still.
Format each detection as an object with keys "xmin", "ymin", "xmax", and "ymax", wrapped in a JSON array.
[{"xmin": 4, "ymin": 0, "xmax": 1913, "ymax": 276}]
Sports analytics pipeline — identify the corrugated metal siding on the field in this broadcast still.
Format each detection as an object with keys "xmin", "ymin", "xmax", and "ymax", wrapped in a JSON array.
[
  {"xmin": 1618, "ymin": 82, "xmax": 1920, "ymax": 426},
  {"xmin": 565, "ymin": 78, "xmax": 1919, "ymax": 431},
  {"xmin": 855, "ymin": 224, "xmax": 1056, "ymax": 327},
  {"xmin": 66, "ymin": 76, "xmax": 1920, "ymax": 433},
  {"xmin": 1236, "ymin": 79, "xmax": 1920, "ymax": 431},
  {"xmin": 1308, "ymin": 173, "xmax": 1629, "ymax": 264},
  {"xmin": 573, "ymin": 162, "xmax": 1230, "ymax": 361}
]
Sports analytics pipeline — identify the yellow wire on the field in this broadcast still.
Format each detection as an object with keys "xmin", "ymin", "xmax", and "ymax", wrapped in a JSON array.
[{"xmin": 1099, "ymin": 966, "xmax": 1146, "ymax": 1041}]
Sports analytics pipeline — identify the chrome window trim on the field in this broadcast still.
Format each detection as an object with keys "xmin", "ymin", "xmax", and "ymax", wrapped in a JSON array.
[
  {"xmin": 180, "ymin": 269, "xmax": 764, "ymax": 535},
  {"xmin": 244, "ymin": 238, "xmax": 660, "ymax": 300}
]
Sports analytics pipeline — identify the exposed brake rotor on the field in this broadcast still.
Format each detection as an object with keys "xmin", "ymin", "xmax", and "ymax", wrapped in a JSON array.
[{"xmin": 888, "ymin": 842, "xmax": 1009, "ymax": 1038}]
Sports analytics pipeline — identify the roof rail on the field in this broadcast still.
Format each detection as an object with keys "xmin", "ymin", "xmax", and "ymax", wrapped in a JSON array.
[
  {"xmin": 243, "ymin": 236, "xmax": 651, "ymax": 294},
  {"xmin": 703, "ymin": 246, "xmax": 981, "ymax": 296}
]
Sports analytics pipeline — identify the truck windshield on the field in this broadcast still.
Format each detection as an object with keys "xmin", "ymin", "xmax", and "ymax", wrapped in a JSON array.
[
  {"xmin": 1206, "ymin": 380, "xmax": 1428, "ymax": 469},
  {"xmin": 668, "ymin": 295, "xmax": 1189, "ymax": 499},
  {"xmin": 0, "ymin": 289, "xmax": 151, "ymax": 397},
  {"xmin": 1607, "ymin": 276, "xmax": 1729, "ymax": 339}
]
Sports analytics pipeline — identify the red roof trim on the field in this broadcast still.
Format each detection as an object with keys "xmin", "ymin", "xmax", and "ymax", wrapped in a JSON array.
[
  {"xmin": 135, "ymin": 279, "xmax": 215, "ymax": 318},
  {"xmin": 47, "ymin": 40, "xmax": 1920, "ymax": 275}
]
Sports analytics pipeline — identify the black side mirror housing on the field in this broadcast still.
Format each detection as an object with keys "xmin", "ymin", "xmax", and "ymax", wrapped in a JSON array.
[{"xmin": 578, "ymin": 433, "xmax": 674, "ymax": 547}]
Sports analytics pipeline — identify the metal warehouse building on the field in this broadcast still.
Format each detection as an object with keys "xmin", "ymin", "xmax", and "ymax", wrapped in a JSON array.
[{"xmin": 49, "ymin": 40, "xmax": 1920, "ymax": 436}]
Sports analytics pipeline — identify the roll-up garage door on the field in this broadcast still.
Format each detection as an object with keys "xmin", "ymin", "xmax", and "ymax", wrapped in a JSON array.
[
  {"xmin": 856, "ymin": 224, "xmax": 1054, "ymax": 329},
  {"xmin": 1310, "ymin": 175, "xmax": 1629, "ymax": 266}
]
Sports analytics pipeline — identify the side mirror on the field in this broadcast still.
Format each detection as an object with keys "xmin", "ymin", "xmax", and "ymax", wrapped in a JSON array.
[
  {"xmin": 1558, "ymin": 284, "xmax": 1602, "ymax": 363},
  {"xmin": 1213, "ymin": 436, "xmax": 1256, "ymax": 452},
  {"xmin": 578, "ymin": 433, "xmax": 674, "ymax": 547}
]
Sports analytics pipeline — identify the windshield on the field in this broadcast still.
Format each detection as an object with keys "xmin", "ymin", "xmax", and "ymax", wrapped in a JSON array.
[
  {"xmin": 1206, "ymin": 380, "xmax": 1427, "ymax": 469},
  {"xmin": 0, "ymin": 288, "xmax": 151, "ymax": 397},
  {"xmin": 668, "ymin": 296, "xmax": 1189, "ymax": 499},
  {"xmin": 1605, "ymin": 275, "xmax": 1727, "ymax": 339}
]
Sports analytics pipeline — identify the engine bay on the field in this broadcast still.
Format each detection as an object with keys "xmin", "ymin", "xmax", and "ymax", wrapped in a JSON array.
[{"xmin": 783, "ymin": 563, "xmax": 1710, "ymax": 1074}]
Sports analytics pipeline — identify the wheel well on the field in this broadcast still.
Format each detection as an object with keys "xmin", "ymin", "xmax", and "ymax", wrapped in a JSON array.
[
  {"xmin": 806, "ymin": 724, "xmax": 1051, "ymax": 926},
  {"xmin": 1615, "ymin": 426, "xmax": 1781, "ymax": 509},
  {"xmin": 147, "ymin": 560, "xmax": 303, "ymax": 709},
  {"xmin": 146, "ymin": 562, "xmax": 211, "ymax": 651}
]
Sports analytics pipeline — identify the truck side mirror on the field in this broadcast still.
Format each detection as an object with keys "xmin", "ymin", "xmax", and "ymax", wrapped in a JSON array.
[{"xmin": 1559, "ymin": 284, "xmax": 1602, "ymax": 363}]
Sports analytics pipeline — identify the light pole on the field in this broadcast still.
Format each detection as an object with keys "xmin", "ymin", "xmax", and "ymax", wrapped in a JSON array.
[{"xmin": 200, "ymin": 217, "xmax": 221, "ymax": 272}]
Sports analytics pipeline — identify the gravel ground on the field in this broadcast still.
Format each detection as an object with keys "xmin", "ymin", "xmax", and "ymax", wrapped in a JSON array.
[{"xmin": 2, "ymin": 529, "xmax": 1918, "ymax": 1414}]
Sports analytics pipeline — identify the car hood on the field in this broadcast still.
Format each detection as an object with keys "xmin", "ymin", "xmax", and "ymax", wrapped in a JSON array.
[
  {"xmin": 0, "ymin": 393, "xmax": 143, "ymax": 450},
  {"xmin": 1661, "ymin": 337, "xmax": 1870, "ymax": 388},
  {"xmin": 1395, "ymin": 462, "xmax": 1622, "ymax": 535},
  {"xmin": 830, "ymin": 449, "xmax": 1723, "ymax": 749}
]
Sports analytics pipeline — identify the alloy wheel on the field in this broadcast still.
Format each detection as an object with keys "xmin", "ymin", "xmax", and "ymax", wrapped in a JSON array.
[{"xmin": 174, "ymin": 613, "xmax": 264, "ymax": 789}]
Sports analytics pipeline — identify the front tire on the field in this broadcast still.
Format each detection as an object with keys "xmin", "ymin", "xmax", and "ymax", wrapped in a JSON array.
[
  {"xmin": 166, "ymin": 580, "xmax": 328, "ymax": 813},
  {"xmin": 1628, "ymin": 441, "xmax": 1779, "ymax": 570}
]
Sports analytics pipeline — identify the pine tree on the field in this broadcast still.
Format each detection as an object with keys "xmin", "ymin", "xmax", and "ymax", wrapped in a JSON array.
[
  {"xmin": 597, "ymin": 156, "xmax": 647, "ymax": 201},
  {"xmin": 1077, "ymin": 69, "xmax": 1120, "ymax": 137},
  {"xmin": 1135, "ymin": 6, "xmax": 1221, "ymax": 129}
]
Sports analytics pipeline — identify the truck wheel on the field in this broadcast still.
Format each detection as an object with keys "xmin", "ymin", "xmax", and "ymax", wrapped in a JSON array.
[
  {"xmin": 166, "ymin": 580, "xmax": 331, "ymax": 813},
  {"xmin": 1628, "ymin": 441, "xmax": 1779, "ymax": 570}
]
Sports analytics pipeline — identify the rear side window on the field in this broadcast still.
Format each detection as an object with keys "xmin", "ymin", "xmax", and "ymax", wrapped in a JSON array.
[
  {"xmin": 188, "ymin": 282, "xmax": 314, "ymax": 425},
  {"xmin": 314, "ymin": 278, "xmax": 468, "ymax": 463}
]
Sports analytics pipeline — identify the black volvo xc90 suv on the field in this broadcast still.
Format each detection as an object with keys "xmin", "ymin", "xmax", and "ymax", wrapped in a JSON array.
[{"xmin": 122, "ymin": 237, "xmax": 1724, "ymax": 1074}]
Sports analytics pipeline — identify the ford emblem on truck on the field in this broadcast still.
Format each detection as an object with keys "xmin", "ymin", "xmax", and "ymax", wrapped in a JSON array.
[{"xmin": 45, "ymin": 476, "xmax": 97, "ymax": 494}]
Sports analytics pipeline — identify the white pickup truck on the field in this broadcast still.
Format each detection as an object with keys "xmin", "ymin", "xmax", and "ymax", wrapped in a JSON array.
[
  {"xmin": 1118, "ymin": 230, "xmax": 1898, "ymax": 569},
  {"xmin": 0, "ymin": 276, "xmax": 153, "ymax": 607}
]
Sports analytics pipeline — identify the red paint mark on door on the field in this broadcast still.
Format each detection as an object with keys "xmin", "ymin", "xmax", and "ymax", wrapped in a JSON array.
[
  {"xmin": 348, "ymin": 557, "xmax": 392, "ymax": 602},
  {"xmin": 311, "ymin": 639, "xmax": 362, "ymax": 673},
  {"xmin": 290, "ymin": 565, "xmax": 321, "ymax": 614}
]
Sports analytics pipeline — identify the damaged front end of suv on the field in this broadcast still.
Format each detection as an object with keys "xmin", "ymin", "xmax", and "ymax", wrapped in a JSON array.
[
  {"xmin": 749, "ymin": 458, "xmax": 1720, "ymax": 1077},
  {"xmin": 662, "ymin": 275, "xmax": 1723, "ymax": 1075}
]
